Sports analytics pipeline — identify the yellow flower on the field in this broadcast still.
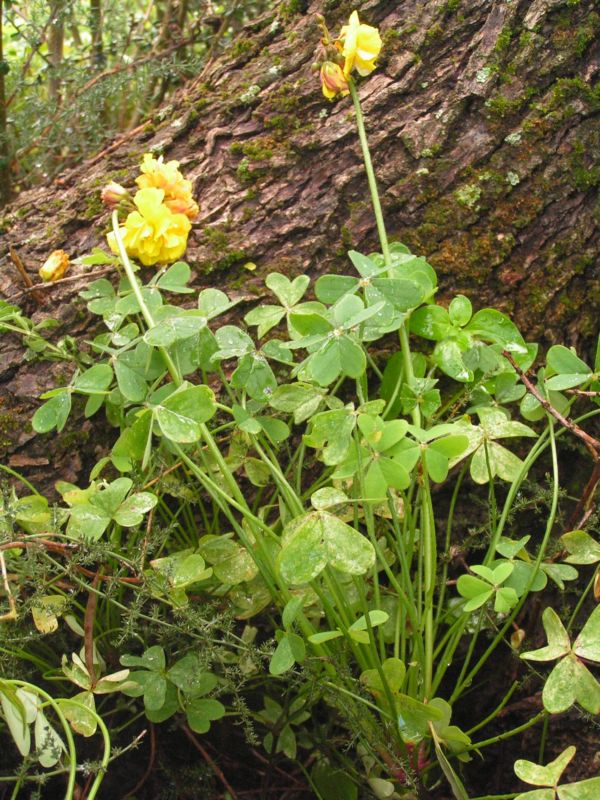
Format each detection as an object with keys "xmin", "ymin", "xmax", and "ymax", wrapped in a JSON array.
[
  {"xmin": 339, "ymin": 11, "xmax": 382, "ymax": 77},
  {"xmin": 136, "ymin": 153, "xmax": 199, "ymax": 220},
  {"xmin": 320, "ymin": 61, "xmax": 349, "ymax": 99},
  {"xmin": 39, "ymin": 250, "xmax": 70, "ymax": 282},
  {"xmin": 107, "ymin": 187, "xmax": 191, "ymax": 266}
]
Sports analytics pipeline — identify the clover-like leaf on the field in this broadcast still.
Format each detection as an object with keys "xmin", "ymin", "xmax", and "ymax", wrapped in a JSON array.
[
  {"xmin": 521, "ymin": 607, "xmax": 600, "ymax": 714},
  {"xmin": 185, "ymin": 697, "xmax": 226, "ymax": 733},
  {"xmin": 154, "ymin": 384, "xmax": 216, "ymax": 443},
  {"xmin": 521, "ymin": 608, "xmax": 571, "ymax": 662},
  {"xmin": 561, "ymin": 531, "xmax": 600, "ymax": 565},
  {"xmin": 278, "ymin": 511, "xmax": 375, "ymax": 585}
]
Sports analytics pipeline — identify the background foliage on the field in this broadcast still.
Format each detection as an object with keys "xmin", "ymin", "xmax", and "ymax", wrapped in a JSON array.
[{"xmin": 0, "ymin": 0, "xmax": 272, "ymax": 202}]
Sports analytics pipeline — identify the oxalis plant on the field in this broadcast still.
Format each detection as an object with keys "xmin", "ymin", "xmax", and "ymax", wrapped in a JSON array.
[{"xmin": 2, "ymin": 9, "xmax": 600, "ymax": 800}]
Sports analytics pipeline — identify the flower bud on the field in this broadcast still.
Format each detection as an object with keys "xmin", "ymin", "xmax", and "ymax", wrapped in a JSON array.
[
  {"xmin": 101, "ymin": 181, "xmax": 129, "ymax": 209},
  {"xmin": 320, "ymin": 61, "xmax": 349, "ymax": 100},
  {"xmin": 39, "ymin": 250, "xmax": 70, "ymax": 282},
  {"xmin": 511, "ymin": 627, "xmax": 526, "ymax": 650}
]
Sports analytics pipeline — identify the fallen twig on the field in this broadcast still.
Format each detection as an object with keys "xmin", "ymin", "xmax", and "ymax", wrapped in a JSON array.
[{"xmin": 182, "ymin": 723, "xmax": 240, "ymax": 800}]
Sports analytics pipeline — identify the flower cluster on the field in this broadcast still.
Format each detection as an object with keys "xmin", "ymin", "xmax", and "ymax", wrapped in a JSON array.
[
  {"xmin": 103, "ymin": 153, "xmax": 198, "ymax": 267},
  {"xmin": 318, "ymin": 11, "xmax": 382, "ymax": 100}
]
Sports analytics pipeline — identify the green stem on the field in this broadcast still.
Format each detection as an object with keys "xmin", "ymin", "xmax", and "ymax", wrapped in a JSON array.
[
  {"xmin": 111, "ymin": 211, "xmax": 181, "ymax": 386},
  {"xmin": 349, "ymin": 79, "xmax": 390, "ymax": 268}
]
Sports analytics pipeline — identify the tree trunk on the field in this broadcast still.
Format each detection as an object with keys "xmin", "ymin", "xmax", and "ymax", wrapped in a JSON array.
[
  {"xmin": 90, "ymin": 0, "xmax": 105, "ymax": 70},
  {"xmin": 48, "ymin": 1, "xmax": 65, "ymax": 106},
  {"xmin": 0, "ymin": 0, "xmax": 10, "ymax": 205},
  {"xmin": 0, "ymin": 0, "xmax": 598, "ymax": 490}
]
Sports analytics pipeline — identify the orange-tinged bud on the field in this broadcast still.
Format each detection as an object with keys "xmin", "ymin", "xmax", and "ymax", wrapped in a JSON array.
[
  {"xmin": 164, "ymin": 195, "xmax": 200, "ymax": 221},
  {"xmin": 39, "ymin": 250, "xmax": 70, "ymax": 282},
  {"xmin": 511, "ymin": 628, "xmax": 526, "ymax": 650},
  {"xmin": 101, "ymin": 181, "xmax": 129, "ymax": 208},
  {"xmin": 320, "ymin": 61, "xmax": 349, "ymax": 100}
]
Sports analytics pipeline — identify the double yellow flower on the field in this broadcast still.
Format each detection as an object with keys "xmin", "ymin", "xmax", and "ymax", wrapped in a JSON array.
[
  {"xmin": 107, "ymin": 187, "xmax": 191, "ymax": 267},
  {"xmin": 320, "ymin": 11, "xmax": 382, "ymax": 100},
  {"xmin": 104, "ymin": 153, "xmax": 198, "ymax": 267}
]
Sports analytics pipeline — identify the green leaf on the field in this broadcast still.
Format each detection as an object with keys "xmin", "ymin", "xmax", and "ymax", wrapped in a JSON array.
[
  {"xmin": 0, "ymin": 689, "xmax": 32, "ymax": 756},
  {"xmin": 244, "ymin": 305, "xmax": 286, "ymax": 338},
  {"xmin": 78, "ymin": 247, "xmax": 118, "ymax": 267},
  {"xmin": 547, "ymin": 346, "xmax": 590, "ymax": 377},
  {"xmin": 92, "ymin": 477, "xmax": 132, "ymax": 516},
  {"xmin": 470, "ymin": 441, "xmax": 524, "ymax": 484},
  {"xmin": 315, "ymin": 274, "xmax": 358, "ymax": 304},
  {"xmin": 269, "ymin": 383, "xmax": 324, "ymax": 424},
  {"xmin": 259, "ymin": 416, "xmax": 290, "ymax": 444},
  {"xmin": 231, "ymin": 353, "xmax": 277, "ymax": 400},
  {"xmin": 112, "ymin": 410, "xmax": 152, "ymax": 471},
  {"xmin": 282, "ymin": 596, "xmax": 304, "ymax": 630},
  {"xmin": 278, "ymin": 511, "xmax": 374, "ymax": 584},
  {"xmin": 186, "ymin": 698, "xmax": 226, "ymax": 733},
  {"xmin": 546, "ymin": 373, "xmax": 592, "ymax": 391},
  {"xmin": 270, "ymin": 634, "xmax": 297, "ymax": 676},
  {"xmin": 121, "ymin": 646, "xmax": 165, "ymax": 671},
  {"xmin": 323, "ymin": 512, "xmax": 376, "ymax": 576},
  {"xmin": 434, "ymin": 339, "xmax": 473, "ymax": 382},
  {"xmin": 430, "ymin": 724, "xmax": 470, "ymax": 800},
  {"xmin": 540, "ymin": 563, "xmax": 578, "ymax": 590},
  {"xmin": 457, "ymin": 574, "xmax": 491, "ymax": 600},
  {"xmin": 348, "ymin": 610, "xmax": 389, "ymax": 632},
  {"xmin": 144, "ymin": 310, "xmax": 207, "ymax": 347},
  {"xmin": 449, "ymin": 295, "xmax": 473, "ymax": 327},
  {"xmin": 543, "ymin": 655, "xmax": 600, "ymax": 714},
  {"xmin": 311, "ymin": 764, "xmax": 358, "ymax": 800},
  {"xmin": 73, "ymin": 364, "xmax": 114, "ymax": 394},
  {"xmin": 466, "ymin": 308, "xmax": 527, "ymax": 351},
  {"xmin": 573, "ymin": 604, "xmax": 600, "ymax": 661},
  {"xmin": 32, "ymin": 391, "xmax": 72, "ymax": 433},
  {"xmin": 310, "ymin": 487, "xmax": 349, "ymax": 511},
  {"xmin": 155, "ymin": 384, "xmax": 216, "ymax": 443},
  {"xmin": 348, "ymin": 250, "xmax": 380, "ymax": 277},
  {"xmin": 514, "ymin": 789, "xmax": 554, "ymax": 800},
  {"xmin": 558, "ymin": 777, "xmax": 600, "ymax": 800},
  {"xmin": 113, "ymin": 491, "xmax": 158, "ymax": 527},
  {"xmin": 35, "ymin": 710, "xmax": 64, "ymax": 767},
  {"xmin": 213, "ymin": 325, "xmax": 254, "ymax": 359},
  {"xmin": 278, "ymin": 515, "xmax": 328, "ymax": 584},
  {"xmin": 197, "ymin": 288, "xmax": 234, "ymax": 319},
  {"xmin": 60, "ymin": 691, "xmax": 97, "ymax": 737},
  {"xmin": 266, "ymin": 273, "xmax": 310, "ymax": 307},
  {"xmin": 515, "ymin": 746, "xmax": 576, "ymax": 787},
  {"xmin": 114, "ymin": 360, "xmax": 147, "ymax": 402},
  {"xmin": 67, "ymin": 503, "xmax": 111, "ymax": 541},
  {"xmin": 308, "ymin": 629, "xmax": 344, "ymax": 644},
  {"xmin": 168, "ymin": 656, "xmax": 217, "ymax": 696},
  {"xmin": 303, "ymin": 407, "xmax": 356, "ymax": 465},
  {"xmin": 521, "ymin": 608, "xmax": 571, "ymax": 662},
  {"xmin": 361, "ymin": 658, "xmax": 406, "ymax": 697},
  {"xmin": 561, "ymin": 530, "xmax": 600, "ymax": 565},
  {"xmin": 396, "ymin": 693, "xmax": 444, "ymax": 740},
  {"xmin": 410, "ymin": 305, "xmax": 452, "ymax": 341},
  {"xmin": 156, "ymin": 261, "xmax": 194, "ymax": 293}
]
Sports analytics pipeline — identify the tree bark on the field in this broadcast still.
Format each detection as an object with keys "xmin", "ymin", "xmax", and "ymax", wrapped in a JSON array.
[{"xmin": 0, "ymin": 0, "xmax": 598, "ymax": 490}]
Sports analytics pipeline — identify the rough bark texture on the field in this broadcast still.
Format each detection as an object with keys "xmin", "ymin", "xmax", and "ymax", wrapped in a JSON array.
[{"xmin": 0, "ymin": 0, "xmax": 599, "ymax": 489}]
